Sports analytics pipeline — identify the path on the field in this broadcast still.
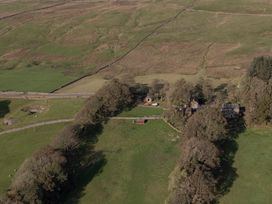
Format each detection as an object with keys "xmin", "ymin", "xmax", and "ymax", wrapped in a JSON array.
[
  {"xmin": 112, "ymin": 116, "xmax": 162, "ymax": 120},
  {"xmin": 189, "ymin": 8, "xmax": 272, "ymax": 17},
  {"xmin": 0, "ymin": 119, "xmax": 73, "ymax": 136},
  {"xmin": 0, "ymin": 1, "xmax": 68, "ymax": 21},
  {"xmin": 0, "ymin": 91, "xmax": 94, "ymax": 100}
]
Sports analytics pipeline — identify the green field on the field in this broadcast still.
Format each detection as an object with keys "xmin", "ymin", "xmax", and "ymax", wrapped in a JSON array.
[
  {"xmin": 118, "ymin": 106, "xmax": 163, "ymax": 117},
  {"xmin": 64, "ymin": 120, "xmax": 180, "ymax": 204},
  {"xmin": 220, "ymin": 128, "xmax": 272, "ymax": 204},
  {"xmin": 0, "ymin": 123, "xmax": 68, "ymax": 195},
  {"xmin": 0, "ymin": 99, "xmax": 84, "ymax": 130}
]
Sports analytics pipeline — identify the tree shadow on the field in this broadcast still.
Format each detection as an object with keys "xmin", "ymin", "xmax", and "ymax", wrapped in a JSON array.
[
  {"xmin": 0, "ymin": 100, "xmax": 10, "ymax": 118},
  {"xmin": 64, "ymin": 151, "xmax": 107, "ymax": 204},
  {"xmin": 217, "ymin": 116, "xmax": 246, "ymax": 199},
  {"xmin": 60, "ymin": 124, "xmax": 107, "ymax": 204}
]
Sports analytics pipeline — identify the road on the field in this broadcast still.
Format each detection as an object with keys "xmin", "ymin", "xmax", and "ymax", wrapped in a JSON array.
[{"xmin": 0, "ymin": 91, "xmax": 94, "ymax": 100}]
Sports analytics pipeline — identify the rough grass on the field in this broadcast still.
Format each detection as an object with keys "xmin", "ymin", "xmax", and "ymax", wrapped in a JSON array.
[
  {"xmin": 0, "ymin": 123, "xmax": 68, "ymax": 195},
  {"xmin": 0, "ymin": 98, "xmax": 84, "ymax": 130},
  {"xmin": 220, "ymin": 128, "xmax": 272, "ymax": 204},
  {"xmin": 118, "ymin": 106, "xmax": 163, "ymax": 117},
  {"xmin": 1, "ymin": 0, "xmax": 272, "ymax": 92},
  {"xmin": 64, "ymin": 120, "xmax": 180, "ymax": 204}
]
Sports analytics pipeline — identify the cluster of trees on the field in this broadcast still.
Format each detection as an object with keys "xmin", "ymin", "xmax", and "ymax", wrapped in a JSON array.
[
  {"xmin": 242, "ymin": 56, "xmax": 272, "ymax": 125},
  {"xmin": 167, "ymin": 107, "xmax": 231, "ymax": 204},
  {"xmin": 164, "ymin": 79, "xmax": 214, "ymax": 131},
  {"xmin": 1, "ymin": 79, "xmax": 133, "ymax": 204}
]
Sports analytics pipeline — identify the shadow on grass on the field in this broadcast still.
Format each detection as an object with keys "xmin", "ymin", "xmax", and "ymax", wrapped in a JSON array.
[
  {"xmin": 217, "ymin": 116, "xmax": 246, "ymax": 199},
  {"xmin": 0, "ymin": 100, "xmax": 10, "ymax": 118},
  {"xmin": 64, "ymin": 152, "xmax": 107, "ymax": 204},
  {"xmin": 60, "ymin": 123, "xmax": 107, "ymax": 204}
]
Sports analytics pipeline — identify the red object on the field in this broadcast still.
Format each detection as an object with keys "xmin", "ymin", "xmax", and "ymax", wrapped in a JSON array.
[{"xmin": 134, "ymin": 119, "xmax": 146, "ymax": 125}]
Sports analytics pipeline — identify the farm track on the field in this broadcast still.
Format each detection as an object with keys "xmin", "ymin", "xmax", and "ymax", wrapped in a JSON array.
[
  {"xmin": 0, "ymin": 116, "xmax": 182, "ymax": 136},
  {"xmin": 0, "ymin": 91, "xmax": 94, "ymax": 99},
  {"xmin": 189, "ymin": 8, "xmax": 272, "ymax": 17},
  {"xmin": 51, "ymin": 0, "xmax": 198, "ymax": 93},
  {"xmin": 0, "ymin": 119, "xmax": 73, "ymax": 136},
  {"xmin": 0, "ymin": 1, "xmax": 69, "ymax": 21}
]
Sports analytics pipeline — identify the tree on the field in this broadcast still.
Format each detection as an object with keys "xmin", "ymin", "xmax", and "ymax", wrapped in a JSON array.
[
  {"xmin": 242, "ymin": 56, "xmax": 272, "ymax": 125},
  {"xmin": 148, "ymin": 79, "xmax": 169, "ymax": 101},
  {"xmin": 170, "ymin": 79, "xmax": 196, "ymax": 106},
  {"xmin": 181, "ymin": 137, "xmax": 221, "ymax": 174},
  {"xmin": 184, "ymin": 107, "xmax": 228, "ymax": 142},
  {"xmin": 5, "ymin": 147, "xmax": 67, "ymax": 203},
  {"xmin": 179, "ymin": 167, "xmax": 217, "ymax": 204},
  {"xmin": 163, "ymin": 107, "xmax": 188, "ymax": 131},
  {"xmin": 76, "ymin": 79, "xmax": 133, "ymax": 124}
]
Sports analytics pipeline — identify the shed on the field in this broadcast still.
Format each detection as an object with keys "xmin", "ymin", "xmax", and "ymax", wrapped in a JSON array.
[{"xmin": 133, "ymin": 118, "xmax": 147, "ymax": 125}]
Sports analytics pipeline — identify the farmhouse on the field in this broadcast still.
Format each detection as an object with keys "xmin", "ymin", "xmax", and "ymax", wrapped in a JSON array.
[{"xmin": 221, "ymin": 103, "xmax": 242, "ymax": 119}]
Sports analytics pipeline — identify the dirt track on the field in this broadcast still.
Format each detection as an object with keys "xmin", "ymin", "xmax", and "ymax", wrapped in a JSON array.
[
  {"xmin": 0, "ymin": 1, "xmax": 68, "ymax": 20},
  {"xmin": 0, "ymin": 91, "xmax": 93, "ymax": 100},
  {"xmin": 0, "ymin": 119, "xmax": 73, "ymax": 136}
]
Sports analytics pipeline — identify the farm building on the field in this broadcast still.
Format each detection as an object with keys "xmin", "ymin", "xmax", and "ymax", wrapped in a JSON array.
[
  {"xmin": 144, "ymin": 96, "xmax": 153, "ymax": 105},
  {"xmin": 133, "ymin": 118, "xmax": 147, "ymax": 125},
  {"xmin": 221, "ymin": 103, "xmax": 243, "ymax": 119}
]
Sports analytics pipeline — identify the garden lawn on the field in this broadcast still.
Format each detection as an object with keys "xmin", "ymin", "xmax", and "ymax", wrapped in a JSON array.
[
  {"xmin": 0, "ymin": 123, "xmax": 68, "ymax": 195},
  {"xmin": 65, "ymin": 120, "xmax": 180, "ymax": 204},
  {"xmin": 220, "ymin": 128, "xmax": 272, "ymax": 204}
]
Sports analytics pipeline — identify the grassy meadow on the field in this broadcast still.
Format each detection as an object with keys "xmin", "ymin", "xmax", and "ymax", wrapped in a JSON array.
[
  {"xmin": 0, "ymin": 123, "xmax": 68, "ymax": 195},
  {"xmin": 0, "ymin": 99, "xmax": 84, "ymax": 130},
  {"xmin": 64, "ymin": 119, "xmax": 180, "ymax": 204},
  {"xmin": 220, "ymin": 128, "xmax": 272, "ymax": 204},
  {"xmin": 118, "ymin": 106, "xmax": 163, "ymax": 117}
]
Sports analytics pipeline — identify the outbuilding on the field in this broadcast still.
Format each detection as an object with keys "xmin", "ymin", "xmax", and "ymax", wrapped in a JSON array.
[{"xmin": 133, "ymin": 118, "xmax": 147, "ymax": 125}]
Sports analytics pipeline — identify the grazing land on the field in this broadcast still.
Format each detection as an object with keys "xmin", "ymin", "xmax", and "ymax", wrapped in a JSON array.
[
  {"xmin": 220, "ymin": 128, "xmax": 272, "ymax": 204},
  {"xmin": 1, "ymin": 0, "xmax": 272, "ymax": 92},
  {"xmin": 0, "ymin": 123, "xmax": 68, "ymax": 195},
  {"xmin": 118, "ymin": 106, "xmax": 163, "ymax": 117},
  {"xmin": 64, "ymin": 119, "xmax": 180, "ymax": 204},
  {"xmin": 0, "ymin": 98, "xmax": 84, "ymax": 130}
]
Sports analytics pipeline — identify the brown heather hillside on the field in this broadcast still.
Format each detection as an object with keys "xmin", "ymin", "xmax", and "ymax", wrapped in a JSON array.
[{"xmin": 0, "ymin": 0, "xmax": 272, "ymax": 92}]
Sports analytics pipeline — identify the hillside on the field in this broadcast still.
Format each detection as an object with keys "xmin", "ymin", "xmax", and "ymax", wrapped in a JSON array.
[{"xmin": 1, "ymin": 0, "xmax": 272, "ymax": 92}]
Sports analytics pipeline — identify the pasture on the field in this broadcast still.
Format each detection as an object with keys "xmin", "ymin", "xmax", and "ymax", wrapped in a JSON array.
[
  {"xmin": 0, "ymin": 98, "xmax": 84, "ymax": 130},
  {"xmin": 0, "ymin": 123, "xmax": 68, "ymax": 195},
  {"xmin": 64, "ymin": 119, "xmax": 180, "ymax": 204},
  {"xmin": 220, "ymin": 128, "xmax": 272, "ymax": 204},
  {"xmin": 118, "ymin": 106, "xmax": 163, "ymax": 117}
]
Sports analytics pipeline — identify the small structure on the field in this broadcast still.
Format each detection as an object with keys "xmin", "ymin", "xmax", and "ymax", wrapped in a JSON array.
[
  {"xmin": 133, "ymin": 118, "xmax": 147, "ymax": 125},
  {"xmin": 144, "ymin": 96, "xmax": 153, "ymax": 105},
  {"xmin": 221, "ymin": 103, "xmax": 241, "ymax": 119},
  {"xmin": 190, "ymin": 99, "xmax": 200, "ymax": 113},
  {"xmin": 21, "ymin": 105, "xmax": 47, "ymax": 115},
  {"xmin": 151, "ymin": 102, "xmax": 159, "ymax": 107},
  {"xmin": 3, "ymin": 118, "xmax": 15, "ymax": 126}
]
